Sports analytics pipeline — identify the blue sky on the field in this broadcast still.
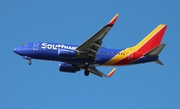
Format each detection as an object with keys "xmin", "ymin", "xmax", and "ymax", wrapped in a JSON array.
[{"xmin": 0, "ymin": 0, "xmax": 179, "ymax": 109}]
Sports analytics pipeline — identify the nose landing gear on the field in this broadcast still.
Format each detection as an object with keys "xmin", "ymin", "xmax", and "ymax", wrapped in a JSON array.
[
  {"xmin": 28, "ymin": 60, "xmax": 32, "ymax": 65},
  {"xmin": 23, "ymin": 56, "xmax": 32, "ymax": 65}
]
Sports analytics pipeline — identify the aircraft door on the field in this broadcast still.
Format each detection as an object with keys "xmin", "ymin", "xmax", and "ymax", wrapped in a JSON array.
[
  {"xmin": 128, "ymin": 53, "xmax": 133, "ymax": 60},
  {"xmin": 33, "ymin": 42, "xmax": 39, "ymax": 50}
]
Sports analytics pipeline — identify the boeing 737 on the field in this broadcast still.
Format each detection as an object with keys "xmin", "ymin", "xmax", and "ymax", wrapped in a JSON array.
[{"xmin": 13, "ymin": 14, "xmax": 167, "ymax": 77}]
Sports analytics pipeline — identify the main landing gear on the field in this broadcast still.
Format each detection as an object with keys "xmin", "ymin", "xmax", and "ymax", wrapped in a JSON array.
[
  {"xmin": 84, "ymin": 70, "xmax": 89, "ymax": 76},
  {"xmin": 84, "ymin": 61, "xmax": 89, "ymax": 76}
]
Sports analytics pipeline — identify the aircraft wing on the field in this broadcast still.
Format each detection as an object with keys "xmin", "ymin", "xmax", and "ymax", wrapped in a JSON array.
[
  {"xmin": 87, "ymin": 67, "xmax": 116, "ymax": 77},
  {"xmin": 76, "ymin": 14, "xmax": 119, "ymax": 58}
]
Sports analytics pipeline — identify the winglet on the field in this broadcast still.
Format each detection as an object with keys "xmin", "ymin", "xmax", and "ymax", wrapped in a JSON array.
[
  {"xmin": 107, "ymin": 14, "xmax": 119, "ymax": 26},
  {"xmin": 107, "ymin": 68, "xmax": 116, "ymax": 77}
]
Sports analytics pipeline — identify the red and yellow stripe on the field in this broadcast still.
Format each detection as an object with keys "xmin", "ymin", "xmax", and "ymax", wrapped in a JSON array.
[
  {"xmin": 107, "ymin": 14, "xmax": 119, "ymax": 26},
  {"xmin": 107, "ymin": 68, "xmax": 116, "ymax": 77},
  {"xmin": 104, "ymin": 24, "xmax": 167, "ymax": 66}
]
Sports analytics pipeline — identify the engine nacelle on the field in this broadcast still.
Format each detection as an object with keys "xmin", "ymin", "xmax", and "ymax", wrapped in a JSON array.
[
  {"xmin": 59, "ymin": 63, "xmax": 80, "ymax": 73},
  {"xmin": 58, "ymin": 49, "xmax": 77, "ymax": 58}
]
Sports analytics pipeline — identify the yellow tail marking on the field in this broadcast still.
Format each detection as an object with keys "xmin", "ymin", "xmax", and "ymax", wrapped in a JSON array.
[
  {"xmin": 133, "ymin": 24, "xmax": 165, "ymax": 51},
  {"xmin": 104, "ymin": 48, "xmax": 133, "ymax": 65},
  {"xmin": 104, "ymin": 24, "xmax": 166, "ymax": 65}
]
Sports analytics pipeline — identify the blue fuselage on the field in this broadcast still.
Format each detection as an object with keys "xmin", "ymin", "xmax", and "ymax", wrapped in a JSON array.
[{"xmin": 13, "ymin": 42, "xmax": 158, "ymax": 66}]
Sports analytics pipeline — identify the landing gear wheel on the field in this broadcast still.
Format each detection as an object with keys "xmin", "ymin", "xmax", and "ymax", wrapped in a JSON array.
[
  {"xmin": 84, "ymin": 70, "xmax": 89, "ymax": 76},
  {"xmin": 84, "ymin": 61, "xmax": 89, "ymax": 76},
  {"xmin": 84, "ymin": 62, "xmax": 89, "ymax": 66},
  {"xmin": 28, "ymin": 61, "xmax": 32, "ymax": 65}
]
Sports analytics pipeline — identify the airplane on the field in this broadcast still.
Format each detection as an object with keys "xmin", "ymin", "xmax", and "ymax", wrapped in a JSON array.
[{"xmin": 13, "ymin": 14, "xmax": 167, "ymax": 77}]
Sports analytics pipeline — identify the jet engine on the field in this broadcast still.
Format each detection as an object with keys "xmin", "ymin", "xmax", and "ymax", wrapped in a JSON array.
[{"xmin": 59, "ymin": 63, "xmax": 80, "ymax": 73}]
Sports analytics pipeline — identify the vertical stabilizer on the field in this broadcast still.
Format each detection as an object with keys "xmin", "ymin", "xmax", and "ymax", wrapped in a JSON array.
[{"xmin": 133, "ymin": 24, "xmax": 167, "ymax": 54}]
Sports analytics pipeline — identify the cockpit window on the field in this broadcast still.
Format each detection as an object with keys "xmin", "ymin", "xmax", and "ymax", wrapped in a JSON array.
[{"xmin": 22, "ymin": 44, "xmax": 28, "ymax": 47}]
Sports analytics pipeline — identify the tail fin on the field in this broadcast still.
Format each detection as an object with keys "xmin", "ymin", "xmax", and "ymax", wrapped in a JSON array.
[
  {"xmin": 133, "ymin": 24, "xmax": 167, "ymax": 54},
  {"xmin": 145, "ymin": 43, "xmax": 166, "ymax": 65}
]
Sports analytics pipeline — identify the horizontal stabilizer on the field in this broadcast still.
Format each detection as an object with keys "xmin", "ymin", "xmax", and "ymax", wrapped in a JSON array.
[
  {"xmin": 155, "ymin": 59, "xmax": 164, "ymax": 65},
  {"xmin": 145, "ymin": 43, "xmax": 166, "ymax": 65},
  {"xmin": 145, "ymin": 43, "xmax": 166, "ymax": 57}
]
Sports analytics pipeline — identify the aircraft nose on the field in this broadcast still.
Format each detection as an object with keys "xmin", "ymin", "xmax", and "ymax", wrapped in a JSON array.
[{"xmin": 13, "ymin": 48, "xmax": 19, "ymax": 54}]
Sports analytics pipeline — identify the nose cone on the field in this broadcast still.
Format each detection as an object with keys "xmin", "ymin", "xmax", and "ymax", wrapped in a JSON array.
[
  {"xmin": 13, "ymin": 48, "xmax": 19, "ymax": 54},
  {"xmin": 13, "ymin": 47, "xmax": 31, "ymax": 56}
]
